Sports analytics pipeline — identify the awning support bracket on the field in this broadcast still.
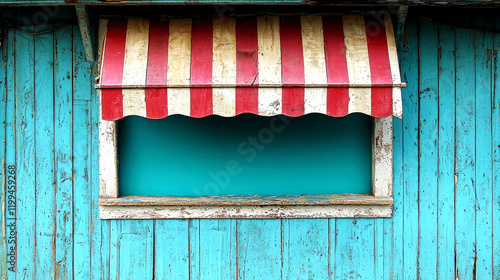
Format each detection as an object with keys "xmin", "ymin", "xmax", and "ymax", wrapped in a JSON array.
[{"xmin": 75, "ymin": 5, "xmax": 94, "ymax": 62}]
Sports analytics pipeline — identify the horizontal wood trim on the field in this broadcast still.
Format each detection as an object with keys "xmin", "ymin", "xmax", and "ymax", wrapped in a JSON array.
[
  {"xmin": 99, "ymin": 194, "xmax": 393, "ymax": 206},
  {"xmin": 99, "ymin": 204, "xmax": 393, "ymax": 219}
]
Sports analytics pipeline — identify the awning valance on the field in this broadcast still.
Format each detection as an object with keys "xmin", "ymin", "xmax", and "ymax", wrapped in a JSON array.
[{"xmin": 98, "ymin": 15, "xmax": 403, "ymax": 121}]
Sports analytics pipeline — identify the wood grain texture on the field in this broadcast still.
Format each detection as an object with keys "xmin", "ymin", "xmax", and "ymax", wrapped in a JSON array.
[
  {"xmin": 34, "ymin": 25, "xmax": 55, "ymax": 280},
  {"xmin": 437, "ymin": 24, "xmax": 456, "ymax": 280},
  {"xmin": 418, "ymin": 18, "xmax": 438, "ymax": 279},
  {"xmin": 2, "ymin": 10, "xmax": 500, "ymax": 280}
]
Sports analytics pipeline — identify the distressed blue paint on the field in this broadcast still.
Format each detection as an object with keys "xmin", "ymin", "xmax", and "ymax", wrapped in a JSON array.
[
  {"xmin": 0, "ymin": 17, "xmax": 7, "ymax": 279},
  {"xmin": 5, "ymin": 25, "xmax": 16, "ymax": 280},
  {"xmin": 1, "ymin": 10, "xmax": 500, "ymax": 280},
  {"xmin": 474, "ymin": 16, "xmax": 494, "ymax": 279},
  {"xmin": 282, "ymin": 219, "xmax": 329, "ymax": 279},
  {"xmin": 418, "ymin": 18, "xmax": 439, "ymax": 280},
  {"xmin": 193, "ymin": 219, "xmax": 238, "ymax": 279},
  {"xmin": 54, "ymin": 25, "xmax": 74, "ymax": 280},
  {"xmin": 334, "ymin": 219, "xmax": 375, "ymax": 279},
  {"xmin": 437, "ymin": 24, "xmax": 457, "ymax": 280},
  {"xmin": 455, "ymin": 21, "xmax": 477, "ymax": 280},
  {"xmin": 237, "ymin": 220, "xmax": 282, "ymax": 279},
  {"xmin": 34, "ymin": 25, "xmax": 55, "ymax": 280},
  {"xmin": 154, "ymin": 220, "xmax": 190, "ymax": 279},
  {"xmin": 400, "ymin": 16, "xmax": 419, "ymax": 280},
  {"xmin": 14, "ymin": 25, "xmax": 36, "ymax": 280},
  {"xmin": 492, "ymin": 17, "xmax": 500, "ymax": 280}
]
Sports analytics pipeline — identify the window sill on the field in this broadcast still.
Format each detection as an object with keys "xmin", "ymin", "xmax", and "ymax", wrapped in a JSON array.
[{"xmin": 98, "ymin": 194, "xmax": 393, "ymax": 219}]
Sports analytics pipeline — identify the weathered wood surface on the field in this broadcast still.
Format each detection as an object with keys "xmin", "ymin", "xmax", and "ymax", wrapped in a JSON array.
[{"xmin": 1, "ymin": 9, "xmax": 500, "ymax": 279}]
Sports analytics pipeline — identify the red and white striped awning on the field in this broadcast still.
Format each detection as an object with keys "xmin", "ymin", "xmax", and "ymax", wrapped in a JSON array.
[{"xmin": 98, "ymin": 15, "xmax": 403, "ymax": 121}]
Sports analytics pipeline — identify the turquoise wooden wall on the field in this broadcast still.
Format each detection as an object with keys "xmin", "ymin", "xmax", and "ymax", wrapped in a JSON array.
[{"xmin": 1, "ymin": 11, "xmax": 499, "ymax": 279}]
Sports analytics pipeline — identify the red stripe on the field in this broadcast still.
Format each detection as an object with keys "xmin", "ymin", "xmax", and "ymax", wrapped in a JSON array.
[
  {"xmin": 323, "ymin": 16, "xmax": 349, "ymax": 117},
  {"xmin": 101, "ymin": 20, "xmax": 127, "ymax": 120},
  {"xmin": 280, "ymin": 17, "xmax": 304, "ymax": 117},
  {"xmin": 190, "ymin": 18, "xmax": 213, "ymax": 118},
  {"xmin": 146, "ymin": 21, "xmax": 169, "ymax": 119},
  {"xmin": 365, "ymin": 16, "xmax": 393, "ymax": 117},
  {"xmin": 235, "ymin": 17, "xmax": 258, "ymax": 115}
]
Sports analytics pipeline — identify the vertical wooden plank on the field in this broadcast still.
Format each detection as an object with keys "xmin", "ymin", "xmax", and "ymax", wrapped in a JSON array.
[
  {"xmin": 73, "ymin": 24, "xmax": 93, "ymax": 279},
  {"xmin": 493, "ymin": 17, "xmax": 500, "ymax": 279},
  {"xmin": 0, "ymin": 18, "xmax": 8, "ymax": 280},
  {"xmin": 418, "ymin": 18, "xmax": 438, "ymax": 280},
  {"xmin": 401, "ymin": 17, "xmax": 419, "ymax": 280},
  {"xmin": 455, "ymin": 20, "xmax": 476, "ymax": 280},
  {"xmin": 282, "ymin": 219, "xmax": 329, "ymax": 279},
  {"xmin": 154, "ymin": 220, "xmax": 189, "ymax": 279},
  {"xmin": 14, "ymin": 24, "xmax": 36, "ymax": 280},
  {"xmin": 374, "ymin": 219, "xmax": 384, "ymax": 279},
  {"xmin": 390, "ymin": 15, "xmax": 406, "ymax": 275},
  {"xmin": 437, "ymin": 24, "xmax": 457, "ymax": 280},
  {"xmin": 192, "ymin": 219, "xmax": 237, "ymax": 279},
  {"xmin": 73, "ymin": 100, "xmax": 92, "ymax": 280},
  {"xmin": 474, "ymin": 15, "xmax": 494, "ymax": 280},
  {"xmin": 237, "ymin": 220, "xmax": 282, "ymax": 280},
  {"xmin": 54, "ymin": 25, "xmax": 73, "ymax": 280},
  {"xmin": 34, "ymin": 24, "xmax": 56, "ymax": 280},
  {"xmin": 110, "ymin": 220, "xmax": 154, "ymax": 279},
  {"xmin": 333, "ymin": 219, "xmax": 375, "ymax": 279},
  {"xmin": 5, "ymin": 26, "xmax": 16, "ymax": 280},
  {"xmin": 93, "ymin": 19, "xmax": 111, "ymax": 280}
]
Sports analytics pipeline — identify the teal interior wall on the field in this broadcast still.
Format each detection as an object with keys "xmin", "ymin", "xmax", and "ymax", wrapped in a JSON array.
[
  {"xmin": 118, "ymin": 114, "xmax": 372, "ymax": 196},
  {"xmin": 0, "ymin": 9, "xmax": 499, "ymax": 279}
]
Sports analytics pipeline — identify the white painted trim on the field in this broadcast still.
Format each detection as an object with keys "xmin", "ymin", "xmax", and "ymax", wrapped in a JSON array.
[
  {"xmin": 373, "ymin": 117, "xmax": 393, "ymax": 197},
  {"xmin": 100, "ymin": 205, "xmax": 392, "ymax": 219}
]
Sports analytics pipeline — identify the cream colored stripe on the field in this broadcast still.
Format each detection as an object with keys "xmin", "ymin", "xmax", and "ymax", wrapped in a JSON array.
[
  {"xmin": 168, "ymin": 88, "xmax": 190, "ymax": 116},
  {"xmin": 343, "ymin": 15, "xmax": 371, "ymax": 115},
  {"xmin": 304, "ymin": 88, "xmax": 327, "ymax": 114},
  {"xmin": 258, "ymin": 88, "xmax": 282, "ymax": 116},
  {"xmin": 385, "ymin": 15, "xmax": 402, "ymax": 118},
  {"xmin": 301, "ymin": 15, "xmax": 327, "ymax": 85},
  {"xmin": 213, "ymin": 88, "xmax": 236, "ymax": 116},
  {"xmin": 257, "ymin": 16, "xmax": 281, "ymax": 85},
  {"xmin": 122, "ymin": 18, "xmax": 149, "ymax": 117},
  {"xmin": 213, "ymin": 18, "xmax": 236, "ymax": 85},
  {"xmin": 167, "ymin": 19, "xmax": 192, "ymax": 85}
]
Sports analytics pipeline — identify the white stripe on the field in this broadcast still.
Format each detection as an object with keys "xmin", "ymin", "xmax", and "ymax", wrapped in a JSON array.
[
  {"xmin": 122, "ymin": 19, "xmax": 149, "ymax": 117},
  {"xmin": 304, "ymin": 88, "xmax": 327, "ymax": 114},
  {"xmin": 167, "ymin": 19, "xmax": 192, "ymax": 86},
  {"xmin": 258, "ymin": 88, "xmax": 282, "ymax": 116},
  {"xmin": 213, "ymin": 17, "xmax": 236, "ymax": 85},
  {"xmin": 213, "ymin": 88, "xmax": 236, "ymax": 116},
  {"xmin": 301, "ymin": 15, "xmax": 327, "ymax": 85},
  {"xmin": 385, "ymin": 15, "xmax": 402, "ymax": 118},
  {"xmin": 257, "ymin": 16, "xmax": 281, "ymax": 85},
  {"xmin": 168, "ymin": 88, "xmax": 190, "ymax": 116},
  {"xmin": 301, "ymin": 16, "xmax": 327, "ymax": 114},
  {"xmin": 167, "ymin": 19, "xmax": 192, "ymax": 115},
  {"xmin": 343, "ymin": 15, "xmax": 371, "ymax": 115}
]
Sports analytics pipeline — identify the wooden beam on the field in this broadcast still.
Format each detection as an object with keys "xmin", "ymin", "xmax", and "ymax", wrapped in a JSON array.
[
  {"xmin": 75, "ymin": 5, "xmax": 94, "ymax": 62},
  {"xmin": 396, "ymin": 5, "xmax": 409, "ymax": 49}
]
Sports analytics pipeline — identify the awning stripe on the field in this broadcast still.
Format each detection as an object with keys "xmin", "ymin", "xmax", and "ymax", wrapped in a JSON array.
[
  {"xmin": 235, "ymin": 17, "xmax": 259, "ymax": 115},
  {"xmin": 365, "ymin": 15, "xmax": 393, "ymax": 118},
  {"xmin": 99, "ymin": 15, "xmax": 404, "ymax": 120},
  {"xmin": 190, "ymin": 18, "xmax": 213, "ymax": 118},
  {"xmin": 280, "ymin": 16, "xmax": 304, "ymax": 116},
  {"xmin": 146, "ymin": 20, "xmax": 169, "ymax": 119},
  {"xmin": 323, "ymin": 16, "xmax": 349, "ymax": 117},
  {"xmin": 101, "ymin": 20, "xmax": 127, "ymax": 120}
]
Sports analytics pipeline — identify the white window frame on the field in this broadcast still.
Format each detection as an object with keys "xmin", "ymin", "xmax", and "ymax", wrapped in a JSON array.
[{"xmin": 96, "ymin": 19, "xmax": 394, "ymax": 219}]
